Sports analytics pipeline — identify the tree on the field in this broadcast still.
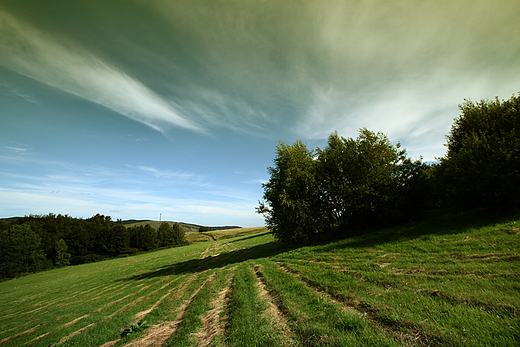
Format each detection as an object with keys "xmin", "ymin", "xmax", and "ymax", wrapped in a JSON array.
[
  {"xmin": 0, "ymin": 224, "xmax": 48, "ymax": 278},
  {"xmin": 99, "ymin": 223, "xmax": 129, "ymax": 256},
  {"xmin": 258, "ymin": 129, "xmax": 430, "ymax": 244},
  {"xmin": 171, "ymin": 223, "xmax": 188, "ymax": 246},
  {"xmin": 316, "ymin": 129, "xmax": 408, "ymax": 229},
  {"xmin": 54, "ymin": 239, "xmax": 71, "ymax": 267},
  {"xmin": 439, "ymin": 93, "xmax": 520, "ymax": 208},
  {"xmin": 157, "ymin": 222, "xmax": 187, "ymax": 247},
  {"xmin": 257, "ymin": 140, "xmax": 320, "ymax": 244},
  {"xmin": 141, "ymin": 224, "xmax": 158, "ymax": 251}
]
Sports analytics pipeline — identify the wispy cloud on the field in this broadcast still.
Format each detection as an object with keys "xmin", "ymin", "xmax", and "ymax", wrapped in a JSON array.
[
  {"xmin": 143, "ymin": 0, "xmax": 519, "ymax": 153},
  {"xmin": 0, "ymin": 81, "xmax": 39, "ymax": 104},
  {"xmin": 4, "ymin": 146, "xmax": 27, "ymax": 153},
  {"xmin": 0, "ymin": 8, "xmax": 202, "ymax": 134}
]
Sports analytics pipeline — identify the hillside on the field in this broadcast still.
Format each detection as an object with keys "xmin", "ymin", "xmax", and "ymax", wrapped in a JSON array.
[
  {"xmin": 122, "ymin": 220, "xmax": 241, "ymax": 233},
  {"xmin": 0, "ymin": 209, "xmax": 518, "ymax": 346}
]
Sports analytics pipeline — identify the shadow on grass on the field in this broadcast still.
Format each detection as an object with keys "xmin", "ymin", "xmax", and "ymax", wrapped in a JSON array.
[
  {"xmin": 320, "ymin": 208, "xmax": 518, "ymax": 251},
  {"xmin": 119, "ymin": 209, "xmax": 518, "ymax": 281},
  {"xmin": 120, "ymin": 236, "xmax": 291, "ymax": 281},
  {"xmin": 226, "ymin": 232, "xmax": 271, "ymax": 243}
]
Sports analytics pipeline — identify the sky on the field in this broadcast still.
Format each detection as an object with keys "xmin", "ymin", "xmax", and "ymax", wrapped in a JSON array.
[{"xmin": 1, "ymin": 0, "xmax": 519, "ymax": 227}]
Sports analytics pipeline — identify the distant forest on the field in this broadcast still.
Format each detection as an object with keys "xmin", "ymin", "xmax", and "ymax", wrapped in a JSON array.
[
  {"xmin": 257, "ymin": 94, "xmax": 520, "ymax": 244},
  {"xmin": 0, "ymin": 214, "xmax": 187, "ymax": 279}
]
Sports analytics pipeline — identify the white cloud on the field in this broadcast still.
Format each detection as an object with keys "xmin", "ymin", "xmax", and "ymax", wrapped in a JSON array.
[
  {"xmin": 0, "ymin": 185, "xmax": 263, "ymax": 226},
  {"xmin": 4, "ymin": 146, "xmax": 27, "ymax": 153},
  {"xmin": 0, "ymin": 8, "xmax": 202, "ymax": 134}
]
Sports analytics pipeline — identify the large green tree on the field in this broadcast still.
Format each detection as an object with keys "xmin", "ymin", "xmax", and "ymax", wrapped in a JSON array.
[
  {"xmin": 316, "ymin": 129, "xmax": 407, "ymax": 229},
  {"xmin": 157, "ymin": 222, "xmax": 188, "ymax": 247},
  {"xmin": 257, "ymin": 140, "xmax": 320, "ymax": 244},
  {"xmin": 439, "ymin": 93, "xmax": 520, "ymax": 208},
  {"xmin": 258, "ymin": 129, "xmax": 430, "ymax": 244}
]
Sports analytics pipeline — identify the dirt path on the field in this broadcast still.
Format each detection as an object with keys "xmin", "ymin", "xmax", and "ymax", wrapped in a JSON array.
[
  {"xmin": 253, "ymin": 265, "xmax": 297, "ymax": 347},
  {"xmin": 194, "ymin": 267, "xmax": 237, "ymax": 347},
  {"xmin": 124, "ymin": 273, "xmax": 216, "ymax": 347}
]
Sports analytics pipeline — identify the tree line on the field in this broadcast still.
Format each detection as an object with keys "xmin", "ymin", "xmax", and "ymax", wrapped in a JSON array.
[
  {"xmin": 0, "ymin": 214, "xmax": 188, "ymax": 279},
  {"xmin": 258, "ymin": 93, "xmax": 519, "ymax": 244}
]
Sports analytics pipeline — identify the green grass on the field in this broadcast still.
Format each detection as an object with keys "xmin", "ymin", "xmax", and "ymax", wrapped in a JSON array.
[{"xmin": 0, "ymin": 209, "xmax": 519, "ymax": 346}]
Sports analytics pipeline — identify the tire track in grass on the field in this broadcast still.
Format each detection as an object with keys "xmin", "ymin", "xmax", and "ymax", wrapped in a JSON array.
[
  {"xmin": 124, "ymin": 272, "xmax": 216, "ymax": 347},
  {"xmin": 62, "ymin": 313, "xmax": 91, "ymax": 328},
  {"xmin": 277, "ymin": 263, "xmax": 364, "ymax": 318},
  {"xmin": 253, "ymin": 264, "xmax": 297, "ymax": 347},
  {"xmin": 26, "ymin": 282, "xmax": 155, "ymax": 345},
  {"xmin": 193, "ymin": 267, "xmax": 236, "ymax": 347},
  {"xmin": 277, "ymin": 262, "xmax": 440, "ymax": 347},
  {"xmin": 105, "ymin": 285, "xmax": 153, "ymax": 320},
  {"xmin": 6, "ymin": 282, "xmax": 126, "ymax": 333},
  {"xmin": 1, "ymin": 305, "xmax": 92, "ymax": 345},
  {"xmin": 50, "ymin": 323, "xmax": 96, "ymax": 346},
  {"xmin": 102, "ymin": 274, "xmax": 199, "ymax": 347},
  {"xmin": 132, "ymin": 274, "xmax": 194, "ymax": 324},
  {"xmin": 0, "ymin": 324, "xmax": 41, "ymax": 345}
]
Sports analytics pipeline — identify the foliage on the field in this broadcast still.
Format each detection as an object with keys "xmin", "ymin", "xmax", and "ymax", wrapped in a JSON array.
[
  {"xmin": 158, "ymin": 222, "xmax": 188, "ymax": 247},
  {"xmin": 54, "ymin": 239, "xmax": 71, "ymax": 267},
  {"xmin": 0, "ymin": 214, "xmax": 189, "ymax": 279},
  {"xmin": 198, "ymin": 226, "xmax": 214, "ymax": 232},
  {"xmin": 258, "ymin": 129, "xmax": 430, "ymax": 244},
  {"xmin": 0, "ymin": 224, "xmax": 48, "ymax": 278},
  {"xmin": 257, "ymin": 139, "xmax": 320, "ymax": 244},
  {"xmin": 438, "ymin": 93, "xmax": 520, "ymax": 209},
  {"xmin": 121, "ymin": 320, "xmax": 148, "ymax": 337}
]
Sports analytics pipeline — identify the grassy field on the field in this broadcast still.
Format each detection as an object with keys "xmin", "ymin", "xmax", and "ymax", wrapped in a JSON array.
[{"xmin": 0, "ymin": 209, "xmax": 519, "ymax": 346}]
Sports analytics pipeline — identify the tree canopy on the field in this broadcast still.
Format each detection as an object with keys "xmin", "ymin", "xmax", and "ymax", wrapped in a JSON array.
[
  {"xmin": 259, "ymin": 93, "xmax": 519, "ymax": 244},
  {"xmin": 439, "ymin": 93, "xmax": 520, "ymax": 208},
  {"xmin": 258, "ymin": 129, "xmax": 429, "ymax": 244},
  {"xmin": 0, "ymin": 215, "xmax": 189, "ymax": 279}
]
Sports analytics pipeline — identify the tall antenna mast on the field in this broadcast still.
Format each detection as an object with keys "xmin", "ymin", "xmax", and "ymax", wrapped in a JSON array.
[{"xmin": 160, "ymin": 213, "xmax": 162, "ymax": 222}]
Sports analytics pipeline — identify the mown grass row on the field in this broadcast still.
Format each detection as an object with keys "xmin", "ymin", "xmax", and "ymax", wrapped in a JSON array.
[{"xmin": 0, "ymin": 209, "xmax": 519, "ymax": 346}]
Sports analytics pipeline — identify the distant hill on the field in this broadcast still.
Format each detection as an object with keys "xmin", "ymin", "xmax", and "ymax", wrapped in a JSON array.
[
  {"xmin": 1, "ymin": 217, "xmax": 241, "ymax": 233},
  {"xmin": 121, "ymin": 220, "xmax": 241, "ymax": 232}
]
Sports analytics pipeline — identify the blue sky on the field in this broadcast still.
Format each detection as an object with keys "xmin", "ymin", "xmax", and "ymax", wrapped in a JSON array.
[{"xmin": 1, "ymin": 0, "xmax": 519, "ymax": 226}]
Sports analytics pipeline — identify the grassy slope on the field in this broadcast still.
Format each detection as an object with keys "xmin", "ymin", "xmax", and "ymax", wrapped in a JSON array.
[{"xmin": 0, "ymin": 210, "xmax": 518, "ymax": 346}]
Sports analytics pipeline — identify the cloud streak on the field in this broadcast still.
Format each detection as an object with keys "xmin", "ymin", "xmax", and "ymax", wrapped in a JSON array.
[
  {"xmin": 0, "ymin": 8, "xmax": 202, "ymax": 133},
  {"xmin": 144, "ymin": 0, "xmax": 520, "ymax": 159}
]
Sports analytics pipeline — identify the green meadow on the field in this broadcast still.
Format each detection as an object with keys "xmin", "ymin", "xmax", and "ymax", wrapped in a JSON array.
[{"xmin": 0, "ymin": 209, "xmax": 519, "ymax": 346}]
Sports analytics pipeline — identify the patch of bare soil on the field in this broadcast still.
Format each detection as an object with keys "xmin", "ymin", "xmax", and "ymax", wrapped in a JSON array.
[
  {"xmin": 99, "ymin": 339, "xmax": 121, "ymax": 347},
  {"xmin": 253, "ymin": 265, "xmax": 297, "ymax": 347},
  {"xmin": 125, "ymin": 273, "xmax": 215, "ymax": 347},
  {"xmin": 193, "ymin": 267, "xmax": 236, "ymax": 347}
]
